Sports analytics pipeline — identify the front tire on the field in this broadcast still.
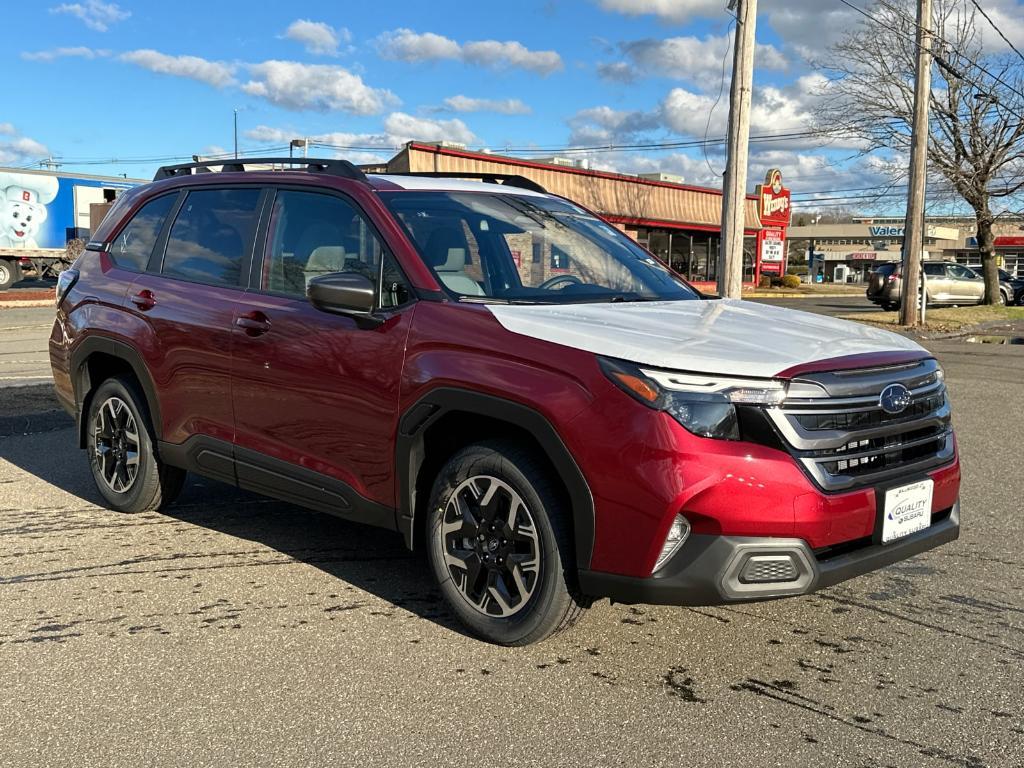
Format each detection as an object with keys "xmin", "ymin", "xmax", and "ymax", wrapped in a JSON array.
[
  {"xmin": 426, "ymin": 441, "xmax": 588, "ymax": 645},
  {"xmin": 86, "ymin": 377, "xmax": 185, "ymax": 513}
]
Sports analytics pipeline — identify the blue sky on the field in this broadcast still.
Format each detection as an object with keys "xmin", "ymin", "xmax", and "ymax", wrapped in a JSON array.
[{"xmin": 3, "ymin": 0, "xmax": 1023, "ymax": 210}]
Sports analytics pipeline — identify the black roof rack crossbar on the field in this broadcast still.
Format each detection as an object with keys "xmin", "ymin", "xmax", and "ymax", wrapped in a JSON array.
[
  {"xmin": 153, "ymin": 157, "xmax": 368, "ymax": 183},
  {"xmin": 383, "ymin": 171, "xmax": 547, "ymax": 194}
]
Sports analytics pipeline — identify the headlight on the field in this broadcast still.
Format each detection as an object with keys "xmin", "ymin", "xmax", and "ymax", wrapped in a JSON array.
[{"xmin": 599, "ymin": 357, "xmax": 787, "ymax": 440}]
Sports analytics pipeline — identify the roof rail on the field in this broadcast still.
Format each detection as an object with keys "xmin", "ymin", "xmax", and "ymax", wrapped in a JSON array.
[
  {"xmin": 379, "ymin": 171, "xmax": 547, "ymax": 194},
  {"xmin": 152, "ymin": 157, "xmax": 368, "ymax": 183}
]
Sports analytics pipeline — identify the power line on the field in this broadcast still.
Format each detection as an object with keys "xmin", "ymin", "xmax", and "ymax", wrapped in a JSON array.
[
  {"xmin": 864, "ymin": 0, "xmax": 1024, "ymax": 113},
  {"xmin": 968, "ymin": 0, "xmax": 1024, "ymax": 67}
]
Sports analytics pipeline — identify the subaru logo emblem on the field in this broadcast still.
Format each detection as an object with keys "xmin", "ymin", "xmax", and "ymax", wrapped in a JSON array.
[{"xmin": 879, "ymin": 383, "xmax": 912, "ymax": 414}]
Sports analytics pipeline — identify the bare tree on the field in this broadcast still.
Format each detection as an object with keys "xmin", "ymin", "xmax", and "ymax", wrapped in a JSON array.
[{"xmin": 813, "ymin": 0, "xmax": 1024, "ymax": 303}]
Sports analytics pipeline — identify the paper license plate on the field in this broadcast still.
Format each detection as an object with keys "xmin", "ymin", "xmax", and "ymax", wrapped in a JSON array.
[{"xmin": 881, "ymin": 479, "xmax": 934, "ymax": 543}]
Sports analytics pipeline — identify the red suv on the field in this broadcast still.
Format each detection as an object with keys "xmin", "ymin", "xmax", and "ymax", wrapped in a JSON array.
[{"xmin": 50, "ymin": 158, "xmax": 960, "ymax": 645}]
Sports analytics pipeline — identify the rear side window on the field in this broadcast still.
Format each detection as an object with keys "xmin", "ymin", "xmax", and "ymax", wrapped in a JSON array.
[
  {"xmin": 923, "ymin": 263, "xmax": 945, "ymax": 277},
  {"xmin": 162, "ymin": 188, "xmax": 261, "ymax": 287},
  {"xmin": 110, "ymin": 194, "xmax": 177, "ymax": 271}
]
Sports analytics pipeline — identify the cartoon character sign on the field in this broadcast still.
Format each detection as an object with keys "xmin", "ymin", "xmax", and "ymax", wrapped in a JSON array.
[{"xmin": 0, "ymin": 172, "xmax": 59, "ymax": 249}]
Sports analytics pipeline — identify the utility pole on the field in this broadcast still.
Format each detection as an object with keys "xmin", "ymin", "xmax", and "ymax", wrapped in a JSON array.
[
  {"xmin": 233, "ymin": 108, "xmax": 239, "ymax": 159},
  {"xmin": 900, "ymin": 0, "xmax": 933, "ymax": 327},
  {"xmin": 717, "ymin": 0, "xmax": 758, "ymax": 299}
]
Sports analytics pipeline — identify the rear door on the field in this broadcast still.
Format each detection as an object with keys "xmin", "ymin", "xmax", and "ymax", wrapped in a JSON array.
[
  {"xmin": 922, "ymin": 262, "xmax": 949, "ymax": 303},
  {"xmin": 126, "ymin": 186, "xmax": 265, "ymax": 460},
  {"xmin": 229, "ymin": 186, "xmax": 415, "ymax": 519}
]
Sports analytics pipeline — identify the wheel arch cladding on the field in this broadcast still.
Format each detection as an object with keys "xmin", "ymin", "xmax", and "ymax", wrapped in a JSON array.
[
  {"xmin": 396, "ymin": 388, "xmax": 595, "ymax": 570},
  {"xmin": 71, "ymin": 337, "xmax": 162, "ymax": 449}
]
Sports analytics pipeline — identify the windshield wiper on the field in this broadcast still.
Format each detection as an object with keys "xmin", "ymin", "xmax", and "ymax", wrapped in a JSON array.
[{"xmin": 606, "ymin": 295, "xmax": 664, "ymax": 303}]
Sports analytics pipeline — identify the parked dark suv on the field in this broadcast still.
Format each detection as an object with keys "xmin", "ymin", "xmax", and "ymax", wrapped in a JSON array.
[{"xmin": 51, "ymin": 158, "xmax": 961, "ymax": 645}]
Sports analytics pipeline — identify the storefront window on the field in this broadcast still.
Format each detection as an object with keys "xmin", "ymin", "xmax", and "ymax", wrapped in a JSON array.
[
  {"xmin": 691, "ymin": 235, "xmax": 710, "ymax": 281},
  {"xmin": 743, "ymin": 235, "xmax": 756, "ymax": 283},
  {"xmin": 648, "ymin": 230, "xmax": 670, "ymax": 264},
  {"xmin": 669, "ymin": 233, "xmax": 690, "ymax": 275}
]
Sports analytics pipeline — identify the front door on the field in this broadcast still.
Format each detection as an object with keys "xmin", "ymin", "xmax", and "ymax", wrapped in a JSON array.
[
  {"xmin": 946, "ymin": 263, "xmax": 984, "ymax": 303},
  {"xmin": 230, "ymin": 187, "xmax": 415, "ymax": 521}
]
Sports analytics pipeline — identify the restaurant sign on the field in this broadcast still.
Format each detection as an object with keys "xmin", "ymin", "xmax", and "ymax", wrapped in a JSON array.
[{"xmin": 756, "ymin": 168, "xmax": 791, "ymax": 226}]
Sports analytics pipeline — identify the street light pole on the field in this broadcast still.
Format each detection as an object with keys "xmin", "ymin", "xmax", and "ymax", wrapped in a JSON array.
[
  {"xmin": 900, "ymin": 0, "xmax": 933, "ymax": 327},
  {"xmin": 717, "ymin": 0, "xmax": 758, "ymax": 299}
]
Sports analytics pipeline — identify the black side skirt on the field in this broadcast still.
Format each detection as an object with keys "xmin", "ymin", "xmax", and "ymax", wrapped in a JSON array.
[{"xmin": 158, "ymin": 436, "xmax": 396, "ymax": 531}]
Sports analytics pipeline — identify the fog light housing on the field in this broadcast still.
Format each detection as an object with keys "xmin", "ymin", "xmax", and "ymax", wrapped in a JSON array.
[
  {"xmin": 739, "ymin": 554, "xmax": 800, "ymax": 584},
  {"xmin": 653, "ymin": 514, "xmax": 690, "ymax": 573}
]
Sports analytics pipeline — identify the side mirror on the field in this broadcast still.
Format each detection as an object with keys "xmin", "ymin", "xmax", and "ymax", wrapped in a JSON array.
[{"xmin": 307, "ymin": 272, "xmax": 376, "ymax": 317}]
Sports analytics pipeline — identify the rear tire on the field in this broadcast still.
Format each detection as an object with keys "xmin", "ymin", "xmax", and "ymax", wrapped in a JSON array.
[
  {"xmin": 0, "ymin": 260, "xmax": 19, "ymax": 291},
  {"xmin": 426, "ymin": 440, "xmax": 588, "ymax": 645},
  {"xmin": 86, "ymin": 377, "xmax": 185, "ymax": 513}
]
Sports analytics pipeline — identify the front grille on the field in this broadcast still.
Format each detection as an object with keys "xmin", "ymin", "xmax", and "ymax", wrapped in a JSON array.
[{"xmin": 766, "ymin": 358, "xmax": 955, "ymax": 491}]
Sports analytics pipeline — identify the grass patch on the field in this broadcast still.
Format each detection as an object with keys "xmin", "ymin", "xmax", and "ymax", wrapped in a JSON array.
[{"xmin": 839, "ymin": 305, "xmax": 1024, "ymax": 332}]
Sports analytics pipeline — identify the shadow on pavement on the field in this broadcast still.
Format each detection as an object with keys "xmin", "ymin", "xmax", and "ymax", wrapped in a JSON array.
[{"xmin": 0, "ymin": 423, "xmax": 468, "ymax": 639}]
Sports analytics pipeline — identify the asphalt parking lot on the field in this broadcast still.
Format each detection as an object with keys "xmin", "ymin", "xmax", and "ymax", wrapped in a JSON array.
[{"xmin": 1, "ymin": 303, "xmax": 1022, "ymax": 767}]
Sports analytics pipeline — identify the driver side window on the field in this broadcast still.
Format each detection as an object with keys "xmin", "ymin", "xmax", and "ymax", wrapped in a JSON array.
[{"xmin": 947, "ymin": 264, "xmax": 976, "ymax": 280}]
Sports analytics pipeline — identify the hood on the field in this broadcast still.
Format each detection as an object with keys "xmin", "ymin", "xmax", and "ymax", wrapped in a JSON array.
[{"xmin": 486, "ymin": 298, "xmax": 926, "ymax": 379}]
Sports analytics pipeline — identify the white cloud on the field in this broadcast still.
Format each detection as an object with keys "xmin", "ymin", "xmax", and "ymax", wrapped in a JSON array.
[
  {"xmin": 594, "ymin": 0, "xmax": 863, "ymax": 61},
  {"xmin": 21, "ymin": 46, "xmax": 110, "ymax": 61},
  {"xmin": 383, "ymin": 113, "xmax": 479, "ymax": 145},
  {"xmin": 114, "ymin": 47, "xmax": 396, "ymax": 115},
  {"xmin": 119, "ymin": 49, "xmax": 236, "ymax": 87},
  {"xmin": 442, "ymin": 95, "xmax": 532, "ymax": 114},
  {"xmin": 966, "ymin": 1, "xmax": 1024, "ymax": 53},
  {"xmin": 567, "ymin": 105, "xmax": 662, "ymax": 145},
  {"xmin": 462, "ymin": 40, "xmax": 563, "ymax": 75},
  {"xmin": 661, "ymin": 75, "xmax": 826, "ymax": 144},
  {"xmin": 597, "ymin": 0, "xmax": 721, "ymax": 23},
  {"xmin": 241, "ymin": 61, "xmax": 398, "ymax": 114},
  {"xmin": 245, "ymin": 112, "xmax": 480, "ymax": 152},
  {"xmin": 50, "ymin": 1, "xmax": 129, "ymax": 32},
  {"xmin": 283, "ymin": 19, "xmax": 350, "ymax": 56},
  {"xmin": 659, "ymin": 89, "xmax": 724, "ymax": 137},
  {"xmin": 622, "ymin": 33, "xmax": 787, "ymax": 83},
  {"xmin": 377, "ymin": 29, "xmax": 563, "ymax": 74},
  {"xmin": 0, "ymin": 126, "xmax": 50, "ymax": 165},
  {"xmin": 377, "ymin": 29, "xmax": 462, "ymax": 61}
]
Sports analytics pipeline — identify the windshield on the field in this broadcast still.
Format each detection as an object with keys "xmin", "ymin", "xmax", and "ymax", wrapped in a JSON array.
[{"xmin": 379, "ymin": 191, "xmax": 699, "ymax": 304}]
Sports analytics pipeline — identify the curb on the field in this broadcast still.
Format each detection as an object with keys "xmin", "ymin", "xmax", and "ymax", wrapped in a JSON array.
[
  {"xmin": 742, "ymin": 292, "xmax": 865, "ymax": 299},
  {"xmin": 0, "ymin": 300, "xmax": 54, "ymax": 308}
]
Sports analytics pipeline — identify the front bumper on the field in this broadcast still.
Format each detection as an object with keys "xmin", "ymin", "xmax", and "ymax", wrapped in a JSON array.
[{"xmin": 579, "ymin": 500, "xmax": 959, "ymax": 605}]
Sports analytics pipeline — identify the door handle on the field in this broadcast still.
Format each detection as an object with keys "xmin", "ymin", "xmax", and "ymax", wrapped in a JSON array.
[
  {"xmin": 130, "ymin": 289, "xmax": 156, "ymax": 311},
  {"xmin": 235, "ymin": 311, "xmax": 271, "ymax": 336}
]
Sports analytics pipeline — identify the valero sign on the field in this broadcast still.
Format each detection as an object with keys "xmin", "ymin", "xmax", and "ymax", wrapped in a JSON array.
[{"xmin": 757, "ymin": 168, "xmax": 791, "ymax": 226}]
